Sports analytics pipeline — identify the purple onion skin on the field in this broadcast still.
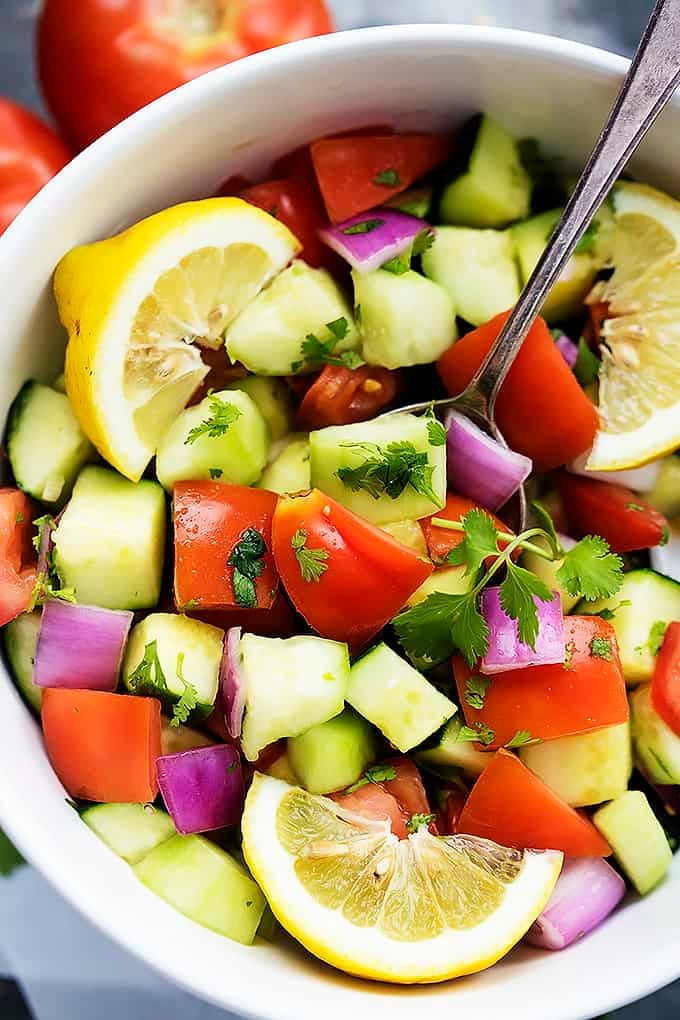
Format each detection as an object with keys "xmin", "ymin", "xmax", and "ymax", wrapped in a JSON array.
[
  {"xmin": 220, "ymin": 626, "xmax": 245, "ymax": 740},
  {"xmin": 33, "ymin": 600, "xmax": 133, "ymax": 690},
  {"xmin": 157, "ymin": 744, "xmax": 244, "ymax": 836},
  {"xmin": 445, "ymin": 410, "xmax": 532, "ymax": 513},
  {"xmin": 526, "ymin": 857, "xmax": 626, "ymax": 951},
  {"xmin": 554, "ymin": 334, "xmax": 579, "ymax": 369},
  {"xmin": 318, "ymin": 208, "xmax": 427, "ymax": 274},
  {"xmin": 480, "ymin": 588, "xmax": 565, "ymax": 675}
]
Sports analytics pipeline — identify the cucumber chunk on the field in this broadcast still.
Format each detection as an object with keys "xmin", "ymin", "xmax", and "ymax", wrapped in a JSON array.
[
  {"xmin": 440, "ymin": 114, "xmax": 531, "ymax": 228},
  {"xmin": 406, "ymin": 564, "xmax": 473, "ymax": 608},
  {"xmin": 82, "ymin": 803, "xmax": 176, "ymax": 865},
  {"xmin": 226, "ymin": 376, "xmax": 293, "ymax": 443},
  {"xmin": 421, "ymin": 227, "xmax": 520, "ymax": 326},
  {"xmin": 134, "ymin": 834, "xmax": 265, "ymax": 944},
  {"xmin": 352, "ymin": 267, "xmax": 456, "ymax": 369},
  {"xmin": 379, "ymin": 519, "xmax": 429, "ymax": 558},
  {"xmin": 522, "ymin": 539, "xmax": 580, "ymax": 613},
  {"xmin": 416, "ymin": 715, "xmax": 490, "ymax": 777},
  {"xmin": 287, "ymin": 707, "xmax": 378, "ymax": 795},
  {"xmin": 577, "ymin": 569, "xmax": 680, "ymax": 685},
  {"xmin": 7, "ymin": 381, "xmax": 93, "ymax": 505},
  {"xmin": 3, "ymin": 611, "xmax": 42, "ymax": 712},
  {"xmin": 53, "ymin": 466, "xmax": 166, "ymax": 610},
  {"xmin": 257, "ymin": 433, "xmax": 310, "ymax": 494},
  {"xmin": 225, "ymin": 260, "xmax": 359, "ymax": 376},
  {"xmin": 239, "ymin": 633, "xmax": 350, "ymax": 762},
  {"xmin": 309, "ymin": 412, "xmax": 446, "ymax": 525},
  {"xmin": 347, "ymin": 642, "xmax": 456, "ymax": 753},
  {"xmin": 593, "ymin": 790, "xmax": 672, "ymax": 895},
  {"xmin": 156, "ymin": 389, "xmax": 268, "ymax": 492},
  {"xmin": 630, "ymin": 683, "xmax": 680, "ymax": 784},
  {"xmin": 644, "ymin": 456, "xmax": 680, "ymax": 518},
  {"xmin": 520, "ymin": 723, "xmax": 632, "ymax": 806}
]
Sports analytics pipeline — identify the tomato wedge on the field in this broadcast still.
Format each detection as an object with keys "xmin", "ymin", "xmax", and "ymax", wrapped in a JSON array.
[
  {"xmin": 457, "ymin": 750, "xmax": 611, "ymax": 856},
  {"xmin": 272, "ymin": 489, "xmax": 432, "ymax": 650},
  {"xmin": 332, "ymin": 784, "xmax": 409, "ymax": 839},
  {"xmin": 420, "ymin": 492, "xmax": 515, "ymax": 565},
  {"xmin": 652, "ymin": 622, "xmax": 680, "ymax": 736},
  {"xmin": 438, "ymin": 312, "xmax": 599, "ymax": 472},
  {"xmin": 239, "ymin": 177, "xmax": 333, "ymax": 270},
  {"xmin": 190, "ymin": 590, "xmax": 299, "ymax": 640},
  {"xmin": 454, "ymin": 616, "xmax": 628, "ymax": 748},
  {"xmin": 381, "ymin": 757, "xmax": 432, "ymax": 817},
  {"xmin": 296, "ymin": 364, "xmax": 403, "ymax": 430},
  {"xmin": 555, "ymin": 472, "xmax": 669, "ymax": 552},
  {"xmin": 41, "ymin": 689, "xmax": 161, "ymax": 802},
  {"xmin": 0, "ymin": 488, "xmax": 37, "ymax": 627},
  {"xmin": 311, "ymin": 133, "xmax": 451, "ymax": 222}
]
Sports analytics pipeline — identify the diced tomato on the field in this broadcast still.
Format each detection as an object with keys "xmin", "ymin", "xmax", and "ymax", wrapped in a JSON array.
[
  {"xmin": 585, "ymin": 300, "xmax": 609, "ymax": 346},
  {"xmin": 454, "ymin": 616, "xmax": 628, "ymax": 748},
  {"xmin": 296, "ymin": 364, "xmax": 403, "ymax": 430},
  {"xmin": 420, "ymin": 492, "xmax": 516, "ymax": 565},
  {"xmin": 652, "ymin": 622, "xmax": 680, "ymax": 736},
  {"xmin": 0, "ymin": 488, "xmax": 37, "ymax": 627},
  {"xmin": 239, "ymin": 177, "xmax": 335, "ymax": 271},
  {"xmin": 457, "ymin": 750, "xmax": 611, "ymax": 856},
  {"xmin": 331, "ymin": 784, "xmax": 409, "ymax": 839},
  {"xmin": 555, "ymin": 472, "xmax": 668, "ymax": 552},
  {"xmin": 41, "ymin": 689, "xmax": 161, "ymax": 802},
  {"xmin": 311, "ymin": 133, "xmax": 451, "ymax": 223},
  {"xmin": 174, "ymin": 482, "xmax": 279, "ymax": 611},
  {"xmin": 272, "ymin": 489, "xmax": 432, "ymax": 651},
  {"xmin": 190, "ymin": 589, "xmax": 299, "ymax": 639},
  {"xmin": 438, "ymin": 312, "xmax": 599, "ymax": 472},
  {"xmin": 435, "ymin": 787, "xmax": 468, "ymax": 835},
  {"xmin": 381, "ymin": 757, "xmax": 438, "ymax": 835}
]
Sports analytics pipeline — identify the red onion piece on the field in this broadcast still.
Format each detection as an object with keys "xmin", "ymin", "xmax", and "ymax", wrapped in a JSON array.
[
  {"xmin": 318, "ymin": 209, "xmax": 429, "ymax": 274},
  {"xmin": 525, "ymin": 857, "xmax": 626, "ymax": 950},
  {"xmin": 156, "ymin": 744, "xmax": 244, "ymax": 835},
  {"xmin": 220, "ymin": 627, "xmax": 246, "ymax": 740},
  {"xmin": 35, "ymin": 517, "xmax": 55, "ymax": 578},
  {"xmin": 568, "ymin": 451, "xmax": 661, "ymax": 492},
  {"xmin": 445, "ymin": 410, "xmax": 532, "ymax": 512},
  {"xmin": 34, "ymin": 600, "xmax": 133, "ymax": 690},
  {"xmin": 553, "ymin": 333, "xmax": 579, "ymax": 369},
  {"xmin": 480, "ymin": 587, "xmax": 564, "ymax": 674}
]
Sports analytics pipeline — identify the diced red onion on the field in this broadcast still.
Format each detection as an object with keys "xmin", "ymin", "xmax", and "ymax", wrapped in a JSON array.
[
  {"xmin": 553, "ymin": 333, "xmax": 579, "ymax": 369},
  {"xmin": 318, "ymin": 209, "xmax": 429, "ymax": 274},
  {"xmin": 34, "ymin": 600, "xmax": 133, "ymax": 690},
  {"xmin": 445, "ymin": 410, "xmax": 532, "ymax": 512},
  {"xmin": 156, "ymin": 744, "xmax": 244, "ymax": 835},
  {"xmin": 35, "ymin": 518, "xmax": 55, "ymax": 578},
  {"xmin": 525, "ymin": 857, "xmax": 625, "ymax": 951},
  {"xmin": 480, "ymin": 587, "xmax": 564, "ymax": 674},
  {"xmin": 570, "ymin": 451, "xmax": 662, "ymax": 492},
  {"xmin": 220, "ymin": 627, "xmax": 246, "ymax": 740}
]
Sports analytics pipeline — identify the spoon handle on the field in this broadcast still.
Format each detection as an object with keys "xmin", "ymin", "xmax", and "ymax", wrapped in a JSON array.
[{"xmin": 468, "ymin": 0, "xmax": 680, "ymax": 413}]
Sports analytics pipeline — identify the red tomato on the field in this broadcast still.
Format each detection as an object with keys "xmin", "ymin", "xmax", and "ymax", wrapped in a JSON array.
[
  {"xmin": 38, "ymin": 0, "xmax": 334, "ymax": 150},
  {"xmin": 381, "ymin": 757, "xmax": 431, "ymax": 816},
  {"xmin": 41, "ymin": 689, "xmax": 161, "ymax": 802},
  {"xmin": 585, "ymin": 300, "xmax": 609, "ymax": 346},
  {"xmin": 438, "ymin": 312, "xmax": 599, "ymax": 472},
  {"xmin": 272, "ymin": 489, "xmax": 432, "ymax": 650},
  {"xmin": 174, "ymin": 482, "xmax": 279, "ymax": 611},
  {"xmin": 190, "ymin": 590, "xmax": 299, "ymax": 640},
  {"xmin": 454, "ymin": 616, "xmax": 628, "ymax": 748},
  {"xmin": 239, "ymin": 178, "xmax": 333, "ymax": 271},
  {"xmin": 296, "ymin": 364, "xmax": 403, "ymax": 430},
  {"xmin": 311, "ymin": 133, "xmax": 452, "ymax": 223},
  {"xmin": 652, "ymin": 622, "xmax": 680, "ymax": 736},
  {"xmin": 435, "ymin": 787, "xmax": 468, "ymax": 835},
  {"xmin": 0, "ymin": 99, "xmax": 71, "ymax": 234},
  {"xmin": 458, "ymin": 750, "xmax": 611, "ymax": 856},
  {"xmin": 420, "ymin": 492, "xmax": 515, "ymax": 565},
  {"xmin": 331, "ymin": 784, "xmax": 409, "ymax": 839},
  {"xmin": 555, "ymin": 472, "xmax": 668, "ymax": 552},
  {"xmin": 0, "ymin": 489, "xmax": 37, "ymax": 627}
]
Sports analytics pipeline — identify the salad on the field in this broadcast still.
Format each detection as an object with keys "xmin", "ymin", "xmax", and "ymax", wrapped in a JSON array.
[{"xmin": 2, "ymin": 113, "xmax": 680, "ymax": 984}]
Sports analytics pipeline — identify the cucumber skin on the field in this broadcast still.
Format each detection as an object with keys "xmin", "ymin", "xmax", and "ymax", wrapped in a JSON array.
[
  {"xmin": 593, "ymin": 790, "xmax": 672, "ymax": 895},
  {"xmin": 630, "ymin": 683, "xmax": 680, "ymax": 784},
  {"xmin": 82, "ymin": 803, "xmax": 176, "ymax": 865},
  {"xmin": 3, "ymin": 612, "xmax": 42, "ymax": 712}
]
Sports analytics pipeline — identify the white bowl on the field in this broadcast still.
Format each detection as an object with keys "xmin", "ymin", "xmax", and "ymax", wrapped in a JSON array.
[{"xmin": 1, "ymin": 23, "xmax": 679, "ymax": 1020}]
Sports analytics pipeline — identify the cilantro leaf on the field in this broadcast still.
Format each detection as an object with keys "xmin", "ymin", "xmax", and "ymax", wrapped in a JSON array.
[
  {"xmin": 15, "ymin": 512, "xmax": 24, "ymax": 524},
  {"xmin": 185, "ymin": 397, "xmax": 242, "ymax": 445},
  {"xmin": 590, "ymin": 636, "xmax": 613, "ymax": 660},
  {"xmin": 464, "ymin": 674, "xmax": 491, "ymax": 710},
  {"xmin": 426, "ymin": 407, "xmax": 447, "ymax": 447},
  {"xmin": 345, "ymin": 764, "xmax": 397, "ymax": 794},
  {"xmin": 449, "ymin": 593, "xmax": 490, "ymax": 667},
  {"xmin": 27, "ymin": 513, "xmax": 77, "ymax": 611},
  {"xmin": 505, "ymin": 730, "xmax": 539, "ymax": 748},
  {"xmin": 295, "ymin": 318, "xmax": 364, "ymax": 373},
  {"xmin": 381, "ymin": 254, "xmax": 410, "ymax": 275},
  {"xmin": 557, "ymin": 535, "xmax": 624, "ymax": 601},
  {"xmin": 635, "ymin": 620, "xmax": 667, "ymax": 657},
  {"xmin": 392, "ymin": 592, "xmax": 459, "ymax": 663},
  {"xmin": 574, "ymin": 336, "xmax": 600, "ymax": 386},
  {"xmin": 209, "ymin": 468, "xmax": 223, "ymax": 479},
  {"xmin": 342, "ymin": 219, "xmax": 384, "ymax": 236},
  {"xmin": 128, "ymin": 640, "xmax": 168, "ymax": 695},
  {"xmin": 337, "ymin": 441, "xmax": 439, "ymax": 504},
  {"xmin": 228, "ymin": 527, "xmax": 267, "ymax": 608},
  {"xmin": 500, "ymin": 562, "xmax": 553, "ymax": 648},
  {"xmin": 171, "ymin": 651, "xmax": 199, "ymax": 727},
  {"xmin": 326, "ymin": 317, "xmax": 349, "ymax": 341},
  {"xmin": 290, "ymin": 528, "xmax": 329, "ymax": 583},
  {"xmin": 458, "ymin": 509, "xmax": 500, "ymax": 577},
  {"xmin": 563, "ymin": 640, "xmax": 575, "ymax": 670},
  {"xmin": 374, "ymin": 168, "xmax": 401, "ymax": 187},
  {"xmin": 412, "ymin": 228, "xmax": 436, "ymax": 257},
  {"xmin": 457, "ymin": 722, "xmax": 495, "ymax": 746},
  {"xmin": 406, "ymin": 813, "xmax": 436, "ymax": 834},
  {"xmin": 574, "ymin": 219, "xmax": 600, "ymax": 253}
]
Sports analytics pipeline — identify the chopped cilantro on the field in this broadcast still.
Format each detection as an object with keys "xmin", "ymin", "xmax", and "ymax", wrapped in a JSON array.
[
  {"xmin": 181, "ymin": 598, "xmax": 199, "ymax": 612},
  {"xmin": 457, "ymin": 722, "xmax": 495, "ymax": 746},
  {"xmin": 228, "ymin": 527, "xmax": 267, "ymax": 608},
  {"xmin": 27, "ymin": 514, "xmax": 76, "ymax": 612},
  {"xmin": 381, "ymin": 254, "xmax": 410, "ymax": 275},
  {"xmin": 185, "ymin": 396, "xmax": 241, "ymax": 445},
  {"xmin": 464, "ymin": 674, "xmax": 491, "ymax": 710},
  {"xmin": 625, "ymin": 502, "xmax": 646, "ymax": 512},
  {"xmin": 406, "ymin": 813, "xmax": 436, "ymax": 834},
  {"xmin": 15, "ymin": 512, "xmax": 24, "ymax": 524},
  {"xmin": 590, "ymin": 636, "xmax": 613, "ymax": 660},
  {"xmin": 426, "ymin": 405, "xmax": 446, "ymax": 447},
  {"xmin": 291, "ymin": 528, "xmax": 328, "ymax": 583},
  {"xmin": 345, "ymin": 764, "xmax": 397, "ymax": 794},
  {"xmin": 636, "ymin": 620, "xmax": 667, "ymax": 657},
  {"xmin": 342, "ymin": 219, "xmax": 384, "ymax": 236},
  {"xmin": 337, "ymin": 440, "xmax": 439, "ymax": 504},
  {"xmin": 209, "ymin": 468, "xmax": 223, "ymax": 479},
  {"xmin": 505, "ymin": 730, "xmax": 539, "ymax": 748},
  {"xmin": 412, "ymin": 228, "xmax": 436, "ymax": 257},
  {"xmin": 661, "ymin": 526, "xmax": 670, "ymax": 547},
  {"xmin": 563, "ymin": 640, "xmax": 575, "ymax": 670},
  {"xmin": 353, "ymin": 303, "xmax": 361, "ymax": 323},
  {"xmin": 171, "ymin": 652, "xmax": 199, "ymax": 727},
  {"xmin": 573, "ymin": 336, "xmax": 600, "ymax": 386},
  {"xmin": 500, "ymin": 562, "xmax": 553, "ymax": 648},
  {"xmin": 293, "ymin": 317, "xmax": 364, "ymax": 373},
  {"xmin": 128, "ymin": 640, "xmax": 168, "ymax": 695},
  {"xmin": 373, "ymin": 168, "xmax": 401, "ymax": 187}
]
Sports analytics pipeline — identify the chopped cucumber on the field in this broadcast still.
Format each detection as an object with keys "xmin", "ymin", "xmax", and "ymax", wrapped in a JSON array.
[
  {"xmin": 352, "ymin": 267, "xmax": 456, "ymax": 369},
  {"xmin": 53, "ymin": 466, "xmax": 166, "ymax": 610},
  {"xmin": 7, "ymin": 381, "xmax": 93, "ymax": 505},
  {"xmin": 123, "ymin": 613, "xmax": 224, "ymax": 720},
  {"xmin": 239, "ymin": 633, "xmax": 349, "ymax": 762},
  {"xmin": 3, "ymin": 611, "xmax": 42, "ymax": 712},
  {"xmin": 287, "ymin": 707, "xmax": 378, "ymax": 795},
  {"xmin": 225, "ymin": 260, "xmax": 359, "ymax": 376},
  {"xmin": 380, "ymin": 519, "xmax": 429, "ymax": 558},
  {"xmin": 440, "ymin": 114, "xmax": 531, "ymax": 227},
  {"xmin": 134, "ymin": 834, "xmax": 265, "ymax": 943},
  {"xmin": 257, "ymin": 433, "xmax": 310, "ymax": 495},
  {"xmin": 384, "ymin": 186, "xmax": 432, "ymax": 219},
  {"xmin": 644, "ymin": 456, "xmax": 680, "ymax": 518},
  {"xmin": 347, "ymin": 642, "xmax": 456, "ymax": 753},
  {"xmin": 160, "ymin": 717, "xmax": 215, "ymax": 756},
  {"xmin": 577, "ymin": 569, "xmax": 680, "ymax": 685},
  {"xmin": 156, "ymin": 389, "xmax": 268, "ymax": 492},
  {"xmin": 520, "ymin": 723, "xmax": 632, "ymax": 806},
  {"xmin": 415, "ymin": 715, "xmax": 490, "ymax": 777},
  {"xmin": 421, "ymin": 227, "xmax": 520, "ymax": 326},
  {"xmin": 511, "ymin": 208, "xmax": 598, "ymax": 322},
  {"xmin": 226, "ymin": 376, "xmax": 293, "ymax": 442},
  {"xmin": 82, "ymin": 803, "xmax": 176, "ymax": 865},
  {"xmin": 522, "ymin": 539, "xmax": 580, "ymax": 613},
  {"xmin": 406, "ymin": 564, "xmax": 473, "ymax": 608},
  {"xmin": 593, "ymin": 790, "xmax": 672, "ymax": 895},
  {"xmin": 630, "ymin": 683, "xmax": 680, "ymax": 784},
  {"xmin": 309, "ymin": 412, "xmax": 446, "ymax": 525}
]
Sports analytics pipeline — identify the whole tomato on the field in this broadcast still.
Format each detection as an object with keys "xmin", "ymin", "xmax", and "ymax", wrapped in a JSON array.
[
  {"xmin": 0, "ymin": 99, "xmax": 71, "ymax": 234},
  {"xmin": 38, "ymin": 0, "xmax": 334, "ymax": 151}
]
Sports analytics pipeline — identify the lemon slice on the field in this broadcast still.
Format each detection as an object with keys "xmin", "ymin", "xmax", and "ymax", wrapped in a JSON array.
[
  {"xmin": 242, "ymin": 775, "xmax": 562, "ymax": 984},
  {"xmin": 56, "ymin": 199, "xmax": 300, "ymax": 481},
  {"xmin": 587, "ymin": 182, "xmax": 680, "ymax": 470}
]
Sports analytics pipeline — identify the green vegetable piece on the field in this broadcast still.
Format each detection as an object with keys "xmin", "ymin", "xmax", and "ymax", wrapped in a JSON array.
[
  {"xmin": 287, "ymin": 708, "xmax": 378, "ymax": 795},
  {"xmin": 593, "ymin": 791, "xmax": 672, "ymax": 895}
]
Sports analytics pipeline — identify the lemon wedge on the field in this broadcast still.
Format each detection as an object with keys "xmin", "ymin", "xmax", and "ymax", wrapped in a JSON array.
[
  {"xmin": 242, "ymin": 775, "xmax": 562, "ymax": 984},
  {"xmin": 56, "ymin": 199, "xmax": 300, "ymax": 481}
]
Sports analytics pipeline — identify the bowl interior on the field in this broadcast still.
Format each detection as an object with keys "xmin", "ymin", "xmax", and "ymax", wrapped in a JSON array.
[{"xmin": 1, "ymin": 24, "xmax": 679, "ymax": 1020}]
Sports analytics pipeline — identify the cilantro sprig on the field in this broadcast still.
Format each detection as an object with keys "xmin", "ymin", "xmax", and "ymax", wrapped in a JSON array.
[
  {"xmin": 228, "ymin": 527, "xmax": 267, "ymax": 608},
  {"xmin": 127, "ymin": 640, "xmax": 168, "ymax": 695},
  {"xmin": 27, "ymin": 515, "xmax": 77, "ymax": 612},
  {"xmin": 291, "ymin": 528, "xmax": 329, "ymax": 583},
  {"xmin": 171, "ymin": 652, "xmax": 199, "ymax": 727},
  {"xmin": 337, "ymin": 440, "xmax": 439, "ymax": 504},
  {"xmin": 344, "ymin": 764, "xmax": 397, "ymax": 794},
  {"xmin": 185, "ymin": 396, "xmax": 241, "ymax": 445},
  {"xmin": 291, "ymin": 317, "xmax": 364, "ymax": 373},
  {"xmin": 406, "ymin": 812, "xmax": 436, "ymax": 834}
]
